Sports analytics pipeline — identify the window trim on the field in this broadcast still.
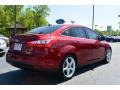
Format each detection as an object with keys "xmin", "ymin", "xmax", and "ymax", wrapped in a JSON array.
[{"xmin": 60, "ymin": 26, "xmax": 87, "ymax": 39}]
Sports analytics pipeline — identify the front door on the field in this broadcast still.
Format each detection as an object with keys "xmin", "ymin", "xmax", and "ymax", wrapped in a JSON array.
[
  {"xmin": 84, "ymin": 28, "xmax": 105, "ymax": 62},
  {"xmin": 68, "ymin": 27, "xmax": 94, "ymax": 64}
]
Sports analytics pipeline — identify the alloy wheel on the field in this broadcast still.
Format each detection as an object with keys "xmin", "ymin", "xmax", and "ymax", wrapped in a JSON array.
[
  {"xmin": 62, "ymin": 56, "xmax": 76, "ymax": 78},
  {"xmin": 106, "ymin": 49, "xmax": 112, "ymax": 63}
]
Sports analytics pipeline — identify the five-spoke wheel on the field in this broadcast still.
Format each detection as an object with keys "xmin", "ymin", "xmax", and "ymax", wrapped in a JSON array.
[
  {"xmin": 104, "ymin": 48, "xmax": 112, "ymax": 63},
  {"xmin": 59, "ymin": 55, "xmax": 76, "ymax": 79}
]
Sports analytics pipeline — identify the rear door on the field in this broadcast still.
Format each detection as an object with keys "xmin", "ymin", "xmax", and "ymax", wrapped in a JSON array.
[{"xmin": 62, "ymin": 27, "xmax": 95, "ymax": 64}]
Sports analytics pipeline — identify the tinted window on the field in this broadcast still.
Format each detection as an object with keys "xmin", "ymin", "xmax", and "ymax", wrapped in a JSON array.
[
  {"xmin": 71, "ymin": 27, "xmax": 86, "ymax": 38},
  {"xmin": 29, "ymin": 25, "xmax": 63, "ymax": 34},
  {"xmin": 85, "ymin": 28, "xmax": 98, "ymax": 39},
  {"xmin": 62, "ymin": 29, "xmax": 71, "ymax": 36},
  {"xmin": 62, "ymin": 27, "xmax": 86, "ymax": 38}
]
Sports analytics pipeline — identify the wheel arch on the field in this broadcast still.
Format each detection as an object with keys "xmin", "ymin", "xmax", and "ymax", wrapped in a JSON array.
[
  {"xmin": 64, "ymin": 53, "xmax": 78, "ymax": 64},
  {"xmin": 58, "ymin": 52, "xmax": 78, "ymax": 71},
  {"xmin": 106, "ymin": 46, "xmax": 112, "ymax": 52}
]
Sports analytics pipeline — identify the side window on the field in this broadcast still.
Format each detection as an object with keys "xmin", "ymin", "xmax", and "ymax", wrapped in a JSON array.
[
  {"xmin": 71, "ymin": 27, "xmax": 86, "ymax": 38},
  {"xmin": 61, "ymin": 28, "xmax": 71, "ymax": 36},
  {"xmin": 61, "ymin": 27, "xmax": 86, "ymax": 38},
  {"xmin": 85, "ymin": 28, "xmax": 98, "ymax": 39}
]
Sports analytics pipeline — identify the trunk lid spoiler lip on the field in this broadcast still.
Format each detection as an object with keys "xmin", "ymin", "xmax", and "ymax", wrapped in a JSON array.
[{"xmin": 11, "ymin": 34, "xmax": 51, "ymax": 43}]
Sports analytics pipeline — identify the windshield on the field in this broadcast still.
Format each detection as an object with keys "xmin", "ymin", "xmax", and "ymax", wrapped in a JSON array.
[{"xmin": 28, "ymin": 25, "xmax": 63, "ymax": 34}]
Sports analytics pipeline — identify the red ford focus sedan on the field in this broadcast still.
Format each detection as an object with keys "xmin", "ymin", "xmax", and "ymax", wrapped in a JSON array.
[{"xmin": 6, "ymin": 24, "xmax": 112, "ymax": 79}]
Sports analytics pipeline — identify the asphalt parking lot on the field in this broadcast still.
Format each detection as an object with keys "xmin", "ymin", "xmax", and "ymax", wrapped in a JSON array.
[{"xmin": 0, "ymin": 42, "xmax": 120, "ymax": 85}]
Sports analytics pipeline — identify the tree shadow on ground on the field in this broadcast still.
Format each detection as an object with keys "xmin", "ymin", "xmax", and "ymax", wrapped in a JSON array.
[{"xmin": 0, "ymin": 61, "xmax": 106, "ymax": 85}]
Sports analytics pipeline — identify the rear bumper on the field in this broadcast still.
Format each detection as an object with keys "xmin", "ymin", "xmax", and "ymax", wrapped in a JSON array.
[
  {"xmin": 6, "ymin": 58, "xmax": 58, "ymax": 72},
  {"xmin": 6, "ymin": 59, "xmax": 33, "ymax": 69},
  {"xmin": 6, "ymin": 52, "xmax": 61, "ymax": 71}
]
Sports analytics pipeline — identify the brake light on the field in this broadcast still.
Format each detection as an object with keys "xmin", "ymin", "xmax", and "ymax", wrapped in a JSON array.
[{"xmin": 31, "ymin": 40, "xmax": 51, "ymax": 44}]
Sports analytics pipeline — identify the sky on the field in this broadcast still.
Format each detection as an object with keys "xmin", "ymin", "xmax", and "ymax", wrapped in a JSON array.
[{"xmin": 46, "ymin": 5, "xmax": 120, "ymax": 30}]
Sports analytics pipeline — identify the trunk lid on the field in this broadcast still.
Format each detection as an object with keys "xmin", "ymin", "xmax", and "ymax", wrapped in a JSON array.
[{"xmin": 9, "ymin": 34, "xmax": 51, "ymax": 54}]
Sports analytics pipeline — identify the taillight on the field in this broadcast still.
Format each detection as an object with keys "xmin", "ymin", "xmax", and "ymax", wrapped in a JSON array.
[{"xmin": 31, "ymin": 40, "xmax": 51, "ymax": 44}]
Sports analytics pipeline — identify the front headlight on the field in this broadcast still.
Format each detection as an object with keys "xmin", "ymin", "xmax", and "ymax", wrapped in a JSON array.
[
  {"xmin": 3, "ymin": 39, "xmax": 9, "ymax": 44},
  {"xmin": 2, "ymin": 42, "xmax": 5, "ymax": 45},
  {"xmin": 0, "ymin": 42, "xmax": 5, "ymax": 47}
]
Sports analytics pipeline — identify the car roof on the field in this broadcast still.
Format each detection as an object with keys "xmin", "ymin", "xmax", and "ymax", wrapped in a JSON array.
[{"xmin": 62, "ymin": 24, "xmax": 89, "ymax": 28}]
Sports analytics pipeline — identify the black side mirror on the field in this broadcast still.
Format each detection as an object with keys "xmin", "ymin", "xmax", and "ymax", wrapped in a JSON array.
[{"xmin": 98, "ymin": 35, "xmax": 105, "ymax": 41}]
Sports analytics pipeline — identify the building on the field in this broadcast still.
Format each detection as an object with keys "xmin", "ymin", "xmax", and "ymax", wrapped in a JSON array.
[
  {"xmin": 6, "ymin": 22, "xmax": 27, "ymax": 37},
  {"xmin": 107, "ymin": 26, "xmax": 112, "ymax": 32}
]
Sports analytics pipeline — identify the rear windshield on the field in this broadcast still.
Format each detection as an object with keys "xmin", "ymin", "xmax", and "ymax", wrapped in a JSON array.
[{"xmin": 28, "ymin": 25, "xmax": 63, "ymax": 34}]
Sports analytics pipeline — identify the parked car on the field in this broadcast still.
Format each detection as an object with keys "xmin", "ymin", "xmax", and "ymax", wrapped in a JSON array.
[
  {"xmin": 111, "ymin": 36, "xmax": 120, "ymax": 42},
  {"xmin": 0, "ymin": 34, "xmax": 9, "ymax": 46},
  {"xmin": 105, "ymin": 36, "xmax": 114, "ymax": 42},
  {"xmin": 6, "ymin": 24, "xmax": 112, "ymax": 79},
  {"xmin": 116, "ymin": 36, "xmax": 120, "ymax": 42},
  {"xmin": 0, "ymin": 39, "xmax": 7, "ymax": 57}
]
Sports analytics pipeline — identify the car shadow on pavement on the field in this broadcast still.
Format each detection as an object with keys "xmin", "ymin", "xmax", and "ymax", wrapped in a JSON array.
[{"xmin": 0, "ymin": 61, "xmax": 106, "ymax": 85}]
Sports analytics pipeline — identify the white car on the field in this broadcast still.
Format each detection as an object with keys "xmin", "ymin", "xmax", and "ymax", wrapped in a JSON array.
[
  {"xmin": 0, "ymin": 34, "xmax": 9, "ymax": 46},
  {"xmin": 0, "ymin": 39, "xmax": 7, "ymax": 57}
]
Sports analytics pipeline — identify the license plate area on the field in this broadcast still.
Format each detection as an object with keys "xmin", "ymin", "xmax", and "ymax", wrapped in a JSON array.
[{"xmin": 14, "ymin": 43, "xmax": 22, "ymax": 51}]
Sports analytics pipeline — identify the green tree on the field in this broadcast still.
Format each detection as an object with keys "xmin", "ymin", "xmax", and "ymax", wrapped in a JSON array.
[
  {"xmin": 3, "ymin": 5, "xmax": 23, "ymax": 27},
  {"xmin": 0, "ymin": 5, "xmax": 50, "ymax": 36},
  {"xmin": 33, "ymin": 5, "xmax": 50, "ymax": 27},
  {"xmin": 21, "ymin": 5, "xmax": 50, "ymax": 30},
  {"xmin": 0, "ymin": 6, "xmax": 5, "ymax": 26},
  {"xmin": 21, "ymin": 7, "xmax": 34, "ymax": 30},
  {"xmin": 0, "ymin": 5, "xmax": 23, "ymax": 36},
  {"xmin": 0, "ymin": 6, "xmax": 5, "ymax": 32}
]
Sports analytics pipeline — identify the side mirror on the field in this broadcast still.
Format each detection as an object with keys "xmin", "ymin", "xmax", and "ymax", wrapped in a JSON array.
[{"xmin": 98, "ymin": 35, "xmax": 105, "ymax": 41}]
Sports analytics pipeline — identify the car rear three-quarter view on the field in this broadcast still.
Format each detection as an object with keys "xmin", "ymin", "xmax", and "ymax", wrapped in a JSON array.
[{"xmin": 6, "ymin": 24, "xmax": 112, "ymax": 79}]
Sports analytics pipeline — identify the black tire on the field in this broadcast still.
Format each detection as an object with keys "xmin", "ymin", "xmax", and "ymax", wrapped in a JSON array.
[
  {"xmin": 0, "ymin": 52, "xmax": 5, "ymax": 57},
  {"xmin": 59, "ymin": 55, "xmax": 76, "ymax": 80},
  {"xmin": 103, "ymin": 48, "xmax": 112, "ymax": 63}
]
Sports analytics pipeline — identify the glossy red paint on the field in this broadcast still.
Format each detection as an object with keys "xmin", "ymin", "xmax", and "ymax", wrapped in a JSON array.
[{"xmin": 6, "ymin": 24, "xmax": 111, "ymax": 71}]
